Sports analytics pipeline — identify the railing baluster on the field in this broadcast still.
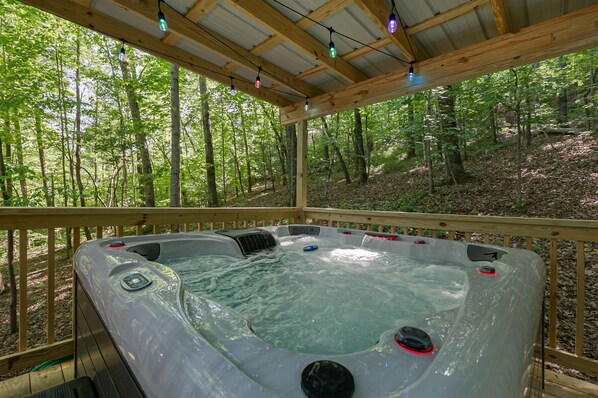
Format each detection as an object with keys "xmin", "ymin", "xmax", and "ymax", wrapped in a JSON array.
[
  {"xmin": 391, "ymin": 226, "xmax": 397, "ymax": 234},
  {"xmin": 417, "ymin": 228, "xmax": 423, "ymax": 237},
  {"xmin": 448, "ymin": 231, "xmax": 455, "ymax": 240},
  {"xmin": 19, "ymin": 229, "xmax": 28, "ymax": 352},
  {"xmin": 117, "ymin": 226, "xmax": 124, "ymax": 237},
  {"xmin": 484, "ymin": 233, "xmax": 490, "ymax": 244},
  {"xmin": 183, "ymin": 223, "xmax": 189, "ymax": 232},
  {"xmin": 96, "ymin": 226, "xmax": 103, "ymax": 239},
  {"xmin": 503, "ymin": 234, "xmax": 511, "ymax": 247},
  {"xmin": 575, "ymin": 241, "xmax": 585, "ymax": 356},
  {"xmin": 464, "ymin": 232, "xmax": 471, "ymax": 242},
  {"xmin": 153, "ymin": 225, "xmax": 159, "ymax": 234},
  {"xmin": 73, "ymin": 227, "xmax": 80, "ymax": 253},
  {"xmin": 549, "ymin": 239, "xmax": 558, "ymax": 348},
  {"xmin": 136, "ymin": 225, "xmax": 143, "ymax": 235},
  {"xmin": 403, "ymin": 227, "xmax": 408, "ymax": 235},
  {"xmin": 526, "ymin": 237, "xmax": 533, "ymax": 251},
  {"xmin": 432, "ymin": 230, "xmax": 438, "ymax": 238},
  {"xmin": 378, "ymin": 224, "xmax": 383, "ymax": 232},
  {"xmin": 47, "ymin": 228, "xmax": 55, "ymax": 345}
]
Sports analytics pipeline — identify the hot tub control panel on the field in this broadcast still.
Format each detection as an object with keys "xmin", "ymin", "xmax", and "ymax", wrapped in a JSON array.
[{"xmin": 121, "ymin": 272, "xmax": 152, "ymax": 291}]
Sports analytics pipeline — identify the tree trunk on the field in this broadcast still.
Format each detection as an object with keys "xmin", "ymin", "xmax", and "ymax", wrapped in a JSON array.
[
  {"xmin": 286, "ymin": 124, "xmax": 297, "ymax": 207},
  {"xmin": 437, "ymin": 85, "xmax": 467, "ymax": 183},
  {"xmin": 199, "ymin": 75, "xmax": 219, "ymax": 207},
  {"xmin": 74, "ymin": 38, "xmax": 92, "ymax": 240},
  {"xmin": 229, "ymin": 116, "xmax": 245, "ymax": 197},
  {"xmin": 0, "ymin": 114, "xmax": 17, "ymax": 333},
  {"xmin": 489, "ymin": 107, "xmax": 498, "ymax": 144},
  {"xmin": 321, "ymin": 116, "xmax": 351, "ymax": 184},
  {"xmin": 353, "ymin": 108, "xmax": 368, "ymax": 184},
  {"xmin": 405, "ymin": 99, "xmax": 417, "ymax": 159},
  {"xmin": 35, "ymin": 112, "xmax": 52, "ymax": 206},
  {"xmin": 119, "ymin": 56, "xmax": 155, "ymax": 207},
  {"xmin": 170, "ymin": 65, "xmax": 181, "ymax": 208},
  {"xmin": 13, "ymin": 115, "xmax": 28, "ymax": 201},
  {"xmin": 238, "ymin": 103, "xmax": 252, "ymax": 193},
  {"xmin": 557, "ymin": 60, "xmax": 568, "ymax": 127}
]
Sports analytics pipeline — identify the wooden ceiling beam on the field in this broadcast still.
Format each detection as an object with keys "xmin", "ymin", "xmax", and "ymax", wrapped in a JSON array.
[
  {"xmin": 281, "ymin": 4, "xmax": 598, "ymax": 124},
  {"xmin": 406, "ymin": 0, "xmax": 489, "ymax": 36},
  {"xmin": 297, "ymin": 38, "xmax": 392, "ymax": 80},
  {"xmin": 109, "ymin": 0, "xmax": 323, "ymax": 98},
  {"xmin": 353, "ymin": 0, "xmax": 424, "ymax": 62},
  {"xmin": 489, "ymin": 0, "xmax": 509, "ymax": 34},
  {"xmin": 18, "ymin": 0, "xmax": 292, "ymax": 107},
  {"xmin": 162, "ymin": 0, "xmax": 219, "ymax": 46},
  {"xmin": 250, "ymin": 0, "xmax": 352, "ymax": 57},
  {"xmin": 230, "ymin": 0, "xmax": 368, "ymax": 84}
]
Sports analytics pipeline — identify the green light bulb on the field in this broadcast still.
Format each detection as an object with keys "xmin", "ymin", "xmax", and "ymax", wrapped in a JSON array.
[
  {"xmin": 329, "ymin": 41, "xmax": 337, "ymax": 59},
  {"xmin": 158, "ymin": 11, "xmax": 168, "ymax": 32}
]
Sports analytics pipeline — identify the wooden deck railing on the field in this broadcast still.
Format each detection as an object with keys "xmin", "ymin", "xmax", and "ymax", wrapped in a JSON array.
[{"xmin": 0, "ymin": 206, "xmax": 596, "ymax": 380}]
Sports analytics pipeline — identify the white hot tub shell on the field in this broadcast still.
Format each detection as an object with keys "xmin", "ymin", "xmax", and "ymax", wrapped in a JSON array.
[{"xmin": 74, "ymin": 225, "xmax": 545, "ymax": 398}]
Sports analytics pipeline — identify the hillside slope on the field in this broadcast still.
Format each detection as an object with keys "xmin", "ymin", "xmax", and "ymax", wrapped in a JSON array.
[{"xmin": 241, "ymin": 133, "xmax": 597, "ymax": 220}]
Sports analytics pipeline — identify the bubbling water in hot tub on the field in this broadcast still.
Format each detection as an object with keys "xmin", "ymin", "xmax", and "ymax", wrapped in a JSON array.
[{"xmin": 162, "ymin": 235, "xmax": 467, "ymax": 355}]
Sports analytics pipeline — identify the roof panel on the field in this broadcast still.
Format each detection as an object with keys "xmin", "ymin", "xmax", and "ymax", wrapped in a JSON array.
[
  {"xmin": 260, "ymin": 42, "xmax": 319, "ymax": 76},
  {"xmin": 92, "ymin": 0, "xmax": 164, "ymax": 38},
  {"xmin": 266, "ymin": 0, "xmax": 329, "ymax": 23},
  {"xmin": 175, "ymin": 38, "xmax": 230, "ymax": 67},
  {"xmin": 200, "ymin": 2, "xmax": 273, "ymax": 51}
]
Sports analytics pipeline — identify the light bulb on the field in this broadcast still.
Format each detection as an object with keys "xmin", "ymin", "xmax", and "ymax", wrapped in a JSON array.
[
  {"xmin": 329, "ymin": 41, "xmax": 337, "ymax": 59},
  {"xmin": 304, "ymin": 98, "xmax": 309, "ymax": 111},
  {"xmin": 255, "ymin": 75, "xmax": 261, "ymax": 89},
  {"xmin": 408, "ymin": 65, "xmax": 414, "ymax": 82},
  {"xmin": 158, "ymin": 10, "xmax": 168, "ymax": 32},
  {"xmin": 388, "ymin": 13, "xmax": 397, "ymax": 34},
  {"xmin": 230, "ymin": 83, "xmax": 236, "ymax": 95},
  {"xmin": 118, "ymin": 46, "xmax": 126, "ymax": 62}
]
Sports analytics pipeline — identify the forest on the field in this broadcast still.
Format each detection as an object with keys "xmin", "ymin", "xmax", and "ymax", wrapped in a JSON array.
[{"xmin": 0, "ymin": 0, "xmax": 596, "ymax": 212}]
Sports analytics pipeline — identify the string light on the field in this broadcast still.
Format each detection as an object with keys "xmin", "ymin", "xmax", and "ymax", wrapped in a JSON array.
[
  {"xmin": 255, "ymin": 67, "xmax": 261, "ymax": 88},
  {"xmin": 388, "ymin": 0, "xmax": 398, "ymax": 33},
  {"xmin": 118, "ymin": 41, "xmax": 126, "ymax": 62},
  {"xmin": 304, "ymin": 98, "xmax": 309, "ymax": 111},
  {"xmin": 230, "ymin": 76, "xmax": 236, "ymax": 95},
  {"xmin": 157, "ymin": 0, "xmax": 168, "ymax": 32},
  {"xmin": 328, "ymin": 27, "xmax": 337, "ymax": 59},
  {"xmin": 408, "ymin": 63, "xmax": 414, "ymax": 82}
]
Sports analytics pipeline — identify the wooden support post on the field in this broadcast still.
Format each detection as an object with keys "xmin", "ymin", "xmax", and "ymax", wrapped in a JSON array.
[
  {"xmin": 47, "ymin": 228, "xmax": 55, "ymax": 344},
  {"xmin": 297, "ymin": 120, "xmax": 308, "ymax": 209},
  {"xmin": 575, "ymin": 241, "xmax": 585, "ymax": 356},
  {"xmin": 19, "ymin": 229, "xmax": 28, "ymax": 352}
]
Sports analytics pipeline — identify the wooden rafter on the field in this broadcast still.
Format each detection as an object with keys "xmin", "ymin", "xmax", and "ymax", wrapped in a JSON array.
[
  {"xmin": 489, "ymin": 0, "xmax": 509, "ymax": 35},
  {"xmin": 221, "ymin": 0, "xmax": 352, "ymax": 81},
  {"xmin": 281, "ymin": 4, "xmax": 598, "ymax": 124},
  {"xmin": 229, "ymin": 0, "xmax": 367, "ymax": 84},
  {"xmin": 250, "ymin": 0, "xmax": 352, "ymax": 57},
  {"xmin": 19, "ymin": 0, "xmax": 292, "ymax": 107},
  {"xmin": 406, "ymin": 0, "xmax": 489, "ymax": 36},
  {"xmin": 162, "ymin": 0, "xmax": 220, "ymax": 46},
  {"xmin": 353, "ymin": 0, "xmax": 424, "ymax": 62},
  {"xmin": 109, "ymin": 0, "xmax": 323, "ymax": 98}
]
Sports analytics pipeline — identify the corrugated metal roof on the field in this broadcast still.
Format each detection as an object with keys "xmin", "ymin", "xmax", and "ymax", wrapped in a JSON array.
[{"xmin": 25, "ymin": 0, "xmax": 598, "ymax": 111}]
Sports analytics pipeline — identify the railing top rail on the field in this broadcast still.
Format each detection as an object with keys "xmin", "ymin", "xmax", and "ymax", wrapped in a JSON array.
[
  {"xmin": 0, "ymin": 207, "xmax": 302, "ymax": 230},
  {"xmin": 303, "ymin": 207, "xmax": 598, "ymax": 241}
]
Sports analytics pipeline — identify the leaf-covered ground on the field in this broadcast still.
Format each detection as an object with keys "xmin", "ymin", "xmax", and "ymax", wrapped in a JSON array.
[{"xmin": 0, "ymin": 133, "xmax": 596, "ymax": 383}]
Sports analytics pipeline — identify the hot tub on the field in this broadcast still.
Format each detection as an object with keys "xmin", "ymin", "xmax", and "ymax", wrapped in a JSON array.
[{"xmin": 74, "ymin": 225, "xmax": 545, "ymax": 398}]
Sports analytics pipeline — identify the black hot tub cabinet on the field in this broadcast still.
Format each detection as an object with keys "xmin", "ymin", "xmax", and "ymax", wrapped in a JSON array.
[{"xmin": 74, "ymin": 225, "xmax": 545, "ymax": 397}]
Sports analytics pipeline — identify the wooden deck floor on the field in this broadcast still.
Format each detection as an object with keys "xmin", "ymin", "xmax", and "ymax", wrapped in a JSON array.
[
  {"xmin": 0, "ymin": 361, "xmax": 74, "ymax": 398},
  {"xmin": 0, "ymin": 362, "xmax": 596, "ymax": 398}
]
